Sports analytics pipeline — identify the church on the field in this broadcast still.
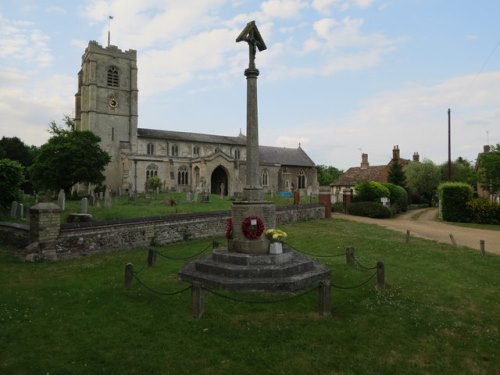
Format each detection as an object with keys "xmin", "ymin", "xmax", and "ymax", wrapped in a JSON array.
[{"xmin": 74, "ymin": 41, "xmax": 318, "ymax": 196}]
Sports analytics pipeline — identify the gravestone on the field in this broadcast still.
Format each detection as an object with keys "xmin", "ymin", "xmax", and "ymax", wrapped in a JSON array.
[
  {"xmin": 186, "ymin": 191, "xmax": 193, "ymax": 202},
  {"xmin": 80, "ymin": 197, "xmax": 88, "ymax": 214},
  {"xmin": 10, "ymin": 201, "xmax": 18, "ymax": 218},
  {"xmin": 193, "ymin": 192, "xmax": 199, "ymax": 202},
  {"xmin": 57, "ymin": 189, "xmax": 65, "ymax": 210},
  {"xmin": 104, "ymin": 188, "xmax": 112, "ymax": 209},
  {"xmin": 17, "ymin": 203, "xmax": 24, "ymax": 219}
]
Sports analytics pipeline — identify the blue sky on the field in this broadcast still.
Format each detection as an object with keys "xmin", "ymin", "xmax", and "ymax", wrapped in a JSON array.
[{"xmin": 1, "ymin": 0, "xmax": 499, "ymax": 170}]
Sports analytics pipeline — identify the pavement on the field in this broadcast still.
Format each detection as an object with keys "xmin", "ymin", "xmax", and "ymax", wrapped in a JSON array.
[{"xmin": 332, "ymin": 208, "xmax": 500, "ymax": 255}]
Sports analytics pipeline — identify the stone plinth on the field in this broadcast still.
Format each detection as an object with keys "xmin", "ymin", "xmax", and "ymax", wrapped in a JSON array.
[
  {"xmin": 29, "ymin": 202, "xmax": 62, "ymax": 261},
  {"xmin": 229, "ymin": 201, "xmax": 275, "ymax": 254}
]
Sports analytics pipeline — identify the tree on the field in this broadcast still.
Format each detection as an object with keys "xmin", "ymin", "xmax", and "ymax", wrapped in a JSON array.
[
  {"xmin": 48, "ymin": 114, "xmax": 76, "ymax": 136},
  {"xmin": 30, "ymin": 131, "xmax": 111, "ymax": 193},
  {"xmin": 0, "ymin": 136, "xmax": 38, "ymax": 193},
  {"xmin": 405, "ymin": 159, "xmax": 441, "ymax": 204},
  {"xmin": 387, "ymin": 161, "xmax": 407, "ymax": 189},
  {"xmin": 316, "ymin": 165, "xmax": 342, "ymax": 186},
  {"xmin": 0, "ymin": 159, "xmax": 25, "ymax": 209},
  {"xmin": 439, "ymin": 157, "xmax": 477, "ymax": 187},
  {"xmin": 477, "ymin": 143, "xmax": 500, "ymax": 195},
  {"xmin": 354, "ymin": 180, "xmax": 390, "ymax": 202}
]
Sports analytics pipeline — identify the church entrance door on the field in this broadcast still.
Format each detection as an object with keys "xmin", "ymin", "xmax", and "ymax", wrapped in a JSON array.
[{"xmin": 211, "ymin": 166, "xmax": 228, "ymax": 196}]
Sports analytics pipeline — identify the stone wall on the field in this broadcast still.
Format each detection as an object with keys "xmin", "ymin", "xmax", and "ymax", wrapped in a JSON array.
[
  {"xmin": 2, "ymin": 204, "xmax": 325, "ymax": 261},
  {"xmin": 0, "ymin": 222, "xmax": 30, "ymax": 247}
]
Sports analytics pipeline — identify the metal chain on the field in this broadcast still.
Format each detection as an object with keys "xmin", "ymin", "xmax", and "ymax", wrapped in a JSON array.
[
  {"xmin": 331, "ymin": 271, "xmax": 377, "ymax": 289},
  {"xmin": 131, "ymin": 272, "xmax": 191, "ymax": 296}
]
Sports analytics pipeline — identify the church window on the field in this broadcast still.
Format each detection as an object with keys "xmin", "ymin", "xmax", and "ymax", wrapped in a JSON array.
[
  {"xmin": 178, "ymin": 166, "xmax": 188, "ymax": 185},
  {"xmin": 193, "ymin": 146, "xmax": 200, "ymax": 156},
  {"xmin": 194, "ymin": 166, "xmax": 200, "ymax": 187},
  {"xmin": 171, "ymin": 145, "xmax": 178, "ymax": 156},
  {"xmin": 261, "ymin": 169, "xmax": 269, "ymax": 186},
  {"xmin": 234, "ymin": 148, "xmax": 241, "ymax": 160},
  {"xmin": 147, "ymin": 143, "xmax": 154, "ymax": 155},
  {"xmin": 107, "ymin": 66, "xmax": 119, "ymax": 87},
  {"xmin": 146, "ymin": 163, "xmax": 158, "ymax": 180},
  {"xmin": 297, "ymin": 170, "xmax": 306, "ymax": 189}
]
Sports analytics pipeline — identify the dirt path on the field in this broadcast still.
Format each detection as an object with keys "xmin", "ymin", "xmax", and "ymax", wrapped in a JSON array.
[{"xmin": 333, "ymin": 208, "xmax": 500, "ymax": 255}]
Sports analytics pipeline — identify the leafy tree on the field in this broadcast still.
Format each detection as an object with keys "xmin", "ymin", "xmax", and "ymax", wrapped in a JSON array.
[
  {"xmin": 439, "ymin": 157, "xmax": 477, "ymax": 187},
  {"xmin": 146, "ymin": 176, "xmax": 162, "ymax": 191},
  {"xmin": 387, "ymin": 161, "xmax": 407, "ymax": 189},
  {"xmin": 477, "ymin": 143, "xmax": 500, "ymax": 194},
  {"xmin": 0, "ymin": 159, "xmax": 25, "ymax": 209},
  {"xmin": 0, "ymin": 137, "xmax": 38, "ymax": 193},
  {"xmin": 48, "ymin": 114, "xmax": 76, "ymax": 136},
  {"xmin": 30, "ymin": 131, "xmax": 111, "ymax": 193},
  {"xmin": 354, "ymin": 180, "xmax": 390, "ymax": 202},
  {"xmin": 405, "ymin": 159, "xmax": 441, "ymax": 204},
  {"xmin": 383, "ymin": 182, "xmax": 408, "ymax": 212},
  {"xmin": 316, "ymin": 165, "xmax": 342, "ymax": 186}
]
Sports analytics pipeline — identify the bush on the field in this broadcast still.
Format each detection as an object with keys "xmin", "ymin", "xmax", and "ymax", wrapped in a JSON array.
[
  {"xmin": 354, "ymin": 181, "xmax": 390, "ymax": 202},
  {"xmin": 438, "ymin": 182, "xmax": 473, "ymax": 222},
  {"xmin": 332, "ymin": 202, "xmax": 344, "ymax": 213},
  {"xmin": 384, "ymin": 183, "xmax": 408, "ymax": 213},
  {"xmin": 466, "ymin": 198, "xmax": 500, "ymax": 224},
  {"xmin": 347, "ymin": 201, "xmax": 391, "ymax": 218}
]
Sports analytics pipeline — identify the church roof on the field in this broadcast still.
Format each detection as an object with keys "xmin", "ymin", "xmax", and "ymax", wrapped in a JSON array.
[
  {"xmin": 138, "ymin": 128, "xmax": 246, "ymax": 146},
  {"xmin": 331, "ymin": 165, "xmax": 387, "ymax": 187},
  {"xmin": 138, "ymin": 128, "xmax": 315, "ymax": 167}
]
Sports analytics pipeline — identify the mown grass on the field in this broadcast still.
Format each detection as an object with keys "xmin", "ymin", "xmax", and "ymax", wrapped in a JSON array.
[{"xmin": 1, "ymin": 218, "xmax": 498, "ymax": 374}]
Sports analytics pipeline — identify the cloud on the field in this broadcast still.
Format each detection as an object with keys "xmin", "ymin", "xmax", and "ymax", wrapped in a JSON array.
[
  {"xmin": 260, "ymin": 0, "xmax": 309, "ymax": 19},
  {"xmin": 312, "ymin": 0, "xmax": 374, "ymax": 14}
]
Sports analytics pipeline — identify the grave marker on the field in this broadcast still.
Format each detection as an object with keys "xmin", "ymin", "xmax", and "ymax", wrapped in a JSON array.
[
  {"xmin": 80, "ymin": 197, "xmax": 88, "ymax": 214},
  {"xmin": 57, "ymin": 189, "xmax": 65, "ymax": 210}
]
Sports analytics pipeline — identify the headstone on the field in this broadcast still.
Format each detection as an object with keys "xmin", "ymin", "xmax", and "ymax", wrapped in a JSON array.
[
  {"xmin": 80, "ymin": 197, "xmax": 88, "ymax": 214},
  {"xmin": 193, "ymin": 192, "xmax": 199, "ymax": 202},
  {"xmin": 17, "ymin": 203, "xmax": 24, "ymax": 219},
  {"xmin": 10, "ymin": 201, "xmax": 18, "ymax": 218},
  {"xmin": 104, "ymin": 188, "xmax": 112, "ymax": 209},
  {"xmin": 186, "ymin": 191, "xmax": 193, "ymax": 202},
  {"xmin": 99, "ymin": 192, "xmax": 104, "ymax": 200},
  {"xmin": 57, "ymin": 189, "xmax": 65, "ymax": 210}
]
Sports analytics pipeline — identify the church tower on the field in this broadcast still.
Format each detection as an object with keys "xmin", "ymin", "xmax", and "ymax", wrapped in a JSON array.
[{"xmin": 74, "ymin": 41, "xmax": 138, "ymax": 191}]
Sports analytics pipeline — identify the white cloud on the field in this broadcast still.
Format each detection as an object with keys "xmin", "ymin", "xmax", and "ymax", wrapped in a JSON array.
[
  {"xmin": 312, "ymin": 0, "xmax": 373, "ymax": 14},
  {"xmin": 260, "ymin": 0, "xmax": 309, "ymax": 19}
]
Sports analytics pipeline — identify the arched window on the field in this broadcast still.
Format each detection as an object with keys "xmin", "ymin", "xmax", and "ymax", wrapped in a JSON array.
[
  {"xmin": 147, "ymin": 143, "xmax": 154, "ymax": 155},
  {"xmin": 193, "ymin": 146, "xmax": 200, "ymax": 156},
  {"xmin": 171, "ymin": 144, "xmax": 178, "ymax": 156},
  {"xmin": 107, "ymin": 66, "xmax": 119, "ymax": 87},
  {"xmin": 234, "ymin": 148, "xmax": 240, "ymax": 160},
  {"xmin": 261, "ymin": 169, "xmax": 269, "ymax": 186},
  {"xmin": 297, "ymin": 170, "xmax": 306, "ymax": 189},
  {"xmin": 194, "ymin": 166, "xmax": 200, "ymax": 187},
  {"xmin": 146, "ymin": 163, "xmax": 158, "ymax": 180},
  {"xmin": 178, "ymin": 166, "xmax": 188, "ymax": 185}
]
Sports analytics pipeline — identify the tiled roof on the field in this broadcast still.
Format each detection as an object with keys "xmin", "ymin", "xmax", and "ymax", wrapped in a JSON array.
[
  {"xmin": 259, "ymin": 145, "xmax": 315, "ymax": 167},
  {"xmin": 331, "ymin": 165, "xmax": 387, "ymax": 186}
]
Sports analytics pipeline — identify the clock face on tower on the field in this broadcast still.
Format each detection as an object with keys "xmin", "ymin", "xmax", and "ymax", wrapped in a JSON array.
[{"xmin": 108, "ymin": 97, "xmax": 118, "ymax": 109}]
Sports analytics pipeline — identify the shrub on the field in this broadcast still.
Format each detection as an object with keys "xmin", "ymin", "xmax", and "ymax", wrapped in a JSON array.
[
  {"xmin": 332, "ymin": 202, "xmax": 343, "ymax": 213},
  {"xmin": 0, "ymin": 159, "xmax": 25, "ymax": 210},
  {"xmin": 354, "ymin": 181, "xmax": 390, "ymax": 202},
  {"xmin": 466, "ymin": 198, "xmax": 500, "ymax": 224},
  {"xmin": 347, "ymin": 201, "xmax": 391, "ymax": 218},
  {"xmin": 384, "ymin": 183, "xmax": 408, "ymax": 213},
  {"xmin": 438, "ymin": 182, "xmax": 473, "ymax": 222},
  {"xmin": 147, "ymin": 176, "xmax": 162, "ymax": 191}
]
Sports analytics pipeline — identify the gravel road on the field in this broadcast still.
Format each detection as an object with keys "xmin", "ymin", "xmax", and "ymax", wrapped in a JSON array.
[{"xmin": 333, "ymin": 208, "xmax": 500, "ymax": 255}]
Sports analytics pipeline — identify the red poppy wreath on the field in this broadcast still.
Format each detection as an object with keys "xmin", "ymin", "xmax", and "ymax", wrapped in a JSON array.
[{"xmin": 241, "ymin": 216, "xmax": 265, "ymax": 240}]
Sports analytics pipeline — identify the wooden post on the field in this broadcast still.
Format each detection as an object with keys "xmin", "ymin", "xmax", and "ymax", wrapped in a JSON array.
[
  {"xmin": 449, "ymin": 234, "xmax": 457, "ymax": 247},
  {"xmin": 376, "ymin": 261, "xmax": 385, "ymax": 289},
  {"xmin": 191, "ymin": 282, "xmax": 204, "ymax": 318},
  {"xmin": 319, "ymin": 279, "xmax": 331, "ymax": 317},
  {"xmin": 346, "ymin": 246, "xmax": 354, "ymax": 266},
  {"xmin": 405, "ymin": 230, "xmax": 410, "ymax": 244},
  {"xmin": 147, "ymin": 248, "xmax": 157, "ymax": 267},
  {"xmin": 480, "ymin": 240, "xmax": 486, "ymax": 256},
  {"xmin": 124, "ymin": 263, "xmax": 134, "ymax": 289}
]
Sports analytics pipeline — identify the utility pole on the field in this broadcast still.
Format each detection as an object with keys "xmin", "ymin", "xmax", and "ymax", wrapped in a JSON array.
[{"xmin": 448, "ymin": 108, "xmax": 451, "ymax": 181}]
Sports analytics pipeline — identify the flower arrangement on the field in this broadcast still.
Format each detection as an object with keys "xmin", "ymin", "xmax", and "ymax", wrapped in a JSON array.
[
  {"xmin": 241, "ymin": 216, "xmax": 265, "ymax": 240},
  {"xmin": 265, "ymin": 228, "xmax": 287, "ymax": 243}
]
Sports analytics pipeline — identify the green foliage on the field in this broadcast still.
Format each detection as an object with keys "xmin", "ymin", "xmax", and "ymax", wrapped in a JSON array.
[
  {"xmin": 440, "ymin": 157, "xmax": 478, "ymax": 187},
  {"xmin": 0, "ymin": 136, "xmax": 37, "ymax": 167},
  {"xmin": 466, "ymin": 198, "xmax": 500, "ymax": 224},
  {"xmin": 48, "ymin": 114, "xmax": 76, "ymax": 136},
  {"xmin": 387, "ymin": 161, "xmax": 407, "ymax": 189},
  {"xmin": 438, "ymin": 182, "xmax": 473, "ymax": 222},
  {"xmin": 477, "ymin": 143, "xmax": 500, "ymax": 194},
  {"xmin": 146, "ymin": 176, "xmax": 162, "ymax": 191},
  {"xmin": 347, "ymin": 201, "xmax": 391, "ymax": 218},
  {"xmin": 30, "ymin": 131, "xmax": 111, "ymax": 192},
  {"xmin": 383, "ymin": 183, "xmax": 408, "ymax": 213},
  {"xmin": 316, "ymin": 164, "xmax": 342, "ymax": 186},
  {"xmin": 332, "ymin": 202, "xmax": 344, "ymax": 213},
  {"xmin": 354, "ymin": 180, "xmax": 390, "ymax": 202},
  {"xmin": 405, "ymin": 159, "xmax": 441, "ymax": 204},
  {"xmin": 0, "ymin": 159, "xmax": 25, "ymax": 209}
]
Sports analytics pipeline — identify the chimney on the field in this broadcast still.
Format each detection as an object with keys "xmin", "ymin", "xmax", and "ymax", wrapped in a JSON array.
[
  {"xmin": 484, "ymin": 145, "xmax": 491, "ymax": 153},
  {"xmin": 360, "ymin": 153, "xmax": 369, "ymax": 169},
  {"xmin": 392, "ymin": 145, "xmax": 400, "ymax": 161},
  {"xmin": 413, "ymin": 152, "xmax": 420, "ymax": 162}
]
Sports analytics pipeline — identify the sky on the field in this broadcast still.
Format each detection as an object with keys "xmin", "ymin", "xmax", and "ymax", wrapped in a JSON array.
[{"xmin": 1, "ymin": 0, "xmax": 499, "ymax": 170}]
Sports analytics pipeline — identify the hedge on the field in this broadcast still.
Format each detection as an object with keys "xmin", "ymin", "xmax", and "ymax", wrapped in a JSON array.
[
  {"xmin": 466, "ymin": 198, "xmax": 500, "ymax": 224},
  {"xmin": 354, "ymin": 181, "xmax": 390, "ymax": 202},
  {"xmin": 384, "ymin": 183, "xmax": 408, "ymax": 213},
  {"xmin": 347, "ymin": 201, "xmax": 391, "ymax": 218},
  {"xmin": 438, "ymin": 182, "xmax": 473, "ymax": 222}
]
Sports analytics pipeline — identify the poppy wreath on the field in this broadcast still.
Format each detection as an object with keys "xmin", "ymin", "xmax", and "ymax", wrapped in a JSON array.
[
  {"xmin": 225, "ymin": 218, "xmax": 233, "ymax": 240},
  {"xmin": 241, "ymin": 216, "xmax": 265, "ymax": 240}
]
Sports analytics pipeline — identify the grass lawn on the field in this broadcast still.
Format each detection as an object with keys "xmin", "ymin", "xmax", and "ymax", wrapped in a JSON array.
[{"xmin": 1, "ymin": 218, "xmax": 498, "ymax": 374}]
